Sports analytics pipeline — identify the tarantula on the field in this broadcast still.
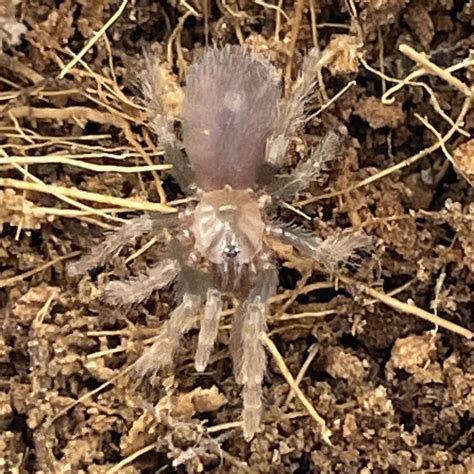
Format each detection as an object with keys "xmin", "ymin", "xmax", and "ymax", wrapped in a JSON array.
[{"xmin": 68, "ymin": 46, "xmax": 369, "ymax": 440}]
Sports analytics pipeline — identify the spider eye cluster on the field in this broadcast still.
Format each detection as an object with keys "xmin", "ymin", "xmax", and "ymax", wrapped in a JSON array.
[{"xmin": 223, "ymin": 244, "xmax": 240, "ymax": 259}]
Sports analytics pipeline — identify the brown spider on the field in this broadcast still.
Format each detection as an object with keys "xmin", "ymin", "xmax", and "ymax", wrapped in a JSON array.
[{"xmin": 68, "ymin": 46, "xmax": 369, "ymax": 440}]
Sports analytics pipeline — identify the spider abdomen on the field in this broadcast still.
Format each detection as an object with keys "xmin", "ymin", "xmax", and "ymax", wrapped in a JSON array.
[{"xmin": 182, "ymin": 46, "xmax": 281, "ymax": 190}]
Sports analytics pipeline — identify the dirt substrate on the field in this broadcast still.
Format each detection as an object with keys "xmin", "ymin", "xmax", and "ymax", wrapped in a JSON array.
[{"xmin": 0, "ymin": 0, "xmax": 473, "ymax": 472}]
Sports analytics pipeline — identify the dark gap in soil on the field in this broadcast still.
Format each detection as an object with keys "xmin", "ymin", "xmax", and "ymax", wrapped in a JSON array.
[
  {"xmin": 293, "ymin": 453, "xmax": 312, "ymax": 473},
  {"xmin": 278, "ymin": 267, "xmax": 301, "ymax": 291},
  {"xmin": 162, "ymin": 174, "xmax": 184, "ymax": 201},
  {"xmin": 345, "ymin": 114, "xmax": 370, "ymax": 149},
  {"xmin": 340, "ymin": 332, "xmax": 360, "ymax": 350},
  {"xmin": 298, "ymin": 285, "xmax": 350, "ymax": 304}
]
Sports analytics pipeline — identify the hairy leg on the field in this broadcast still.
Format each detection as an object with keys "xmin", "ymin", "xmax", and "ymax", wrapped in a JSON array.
[
  {"xmin": 267, "ymin": 131, "xmax": 342, "ymax": 200},
  {"xmin": 265, "ymin": 48, "xmax": 322, "ymax": 168},
  {"xmin": 135, "ymin": 293, "xmax": 202, "ymax": 377},
  {"xmin": 240, "ymin": 300, "xmax": 267, "ymax": 441},
  {"xmin": 230, "ymin": 267, "xmax": 278, "ymax": 440},
  {"xmin": 135, "ymin": 262, "xmax": 213, "ymax": 377},
  {"xmin": 67, "ymin": 215, "xmax": 153, "ymax": 277},
  {"xmin": 104, "ymin": 258, "xmax": 180, "ymax": 306},
  {"xmin": 229, "ymin": 303, "xmax": 245, "ymax": 384},
  {"xmin": 195, "ymin": 288, "xmax": 223, "ymax": 372},
  {"xmin": 142, "ymin": 54, "xmax": 194, "ymax": 190},
  {"xmin": 269, "ymin": 225, "xmax": 371, "ymax": 270},
  {"xmin": 67, "ymin": 213, "xmax": 178, "ymax": 277}
]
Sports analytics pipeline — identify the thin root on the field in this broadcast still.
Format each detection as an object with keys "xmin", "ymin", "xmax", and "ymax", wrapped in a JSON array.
[{"xmin": 262, "ymin": 333, "xmax": 332, "ymax": 445}]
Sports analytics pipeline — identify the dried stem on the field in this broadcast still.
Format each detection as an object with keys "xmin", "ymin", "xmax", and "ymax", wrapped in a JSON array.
[
  {"xmin": 398, "ymin": 44, "xmax": 472, "ymax": 98},
  {"xmin": 0, "ymin": 252, "xmax": 80, "ymax": 289},
  {"xmin": 0, "ymin": 177, "xmax": 176, "ymax": 213},
  {"xmin": 59, "ymin": 0, "xmax": 129, "ymax": 78},
  {"xmin": 262, "ymin": 333, "xmax": 332, "ymax": 445},
  {"xmin": 298, "ymin": 95, "xmax": 472, "ymax": 206},
  {"xmin": 338, "ymin": 274, "xmax": 473, "ymax": 340}
]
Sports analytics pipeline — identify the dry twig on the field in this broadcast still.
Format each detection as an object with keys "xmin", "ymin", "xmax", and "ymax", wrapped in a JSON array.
[
  {"xmin": 338, "ymin": 274, "xmax": 473, "ymax": 340},
  {"xmin": 262, "ymin": 333, "xmax": 332, "ymax": 444},
  {"xmin": 59, "ymin": 0, "xmax": 129, "ymax": 79}
]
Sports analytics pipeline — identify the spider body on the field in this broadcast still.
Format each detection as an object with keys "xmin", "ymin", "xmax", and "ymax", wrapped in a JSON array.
[{"xmin": 69, "ymin": 46, "xmax": 369, "ymax": 440}]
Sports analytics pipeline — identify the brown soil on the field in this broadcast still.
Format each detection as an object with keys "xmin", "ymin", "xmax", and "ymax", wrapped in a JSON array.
[{"xmin": 1, "ymin": 0, "xmax": 473, "ymax": 473}]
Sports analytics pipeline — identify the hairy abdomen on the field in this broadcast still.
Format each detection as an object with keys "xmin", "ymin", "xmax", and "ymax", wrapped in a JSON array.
[{"xmin": 182, "ymin": 46, "xmax": 281, "ymax": 190}]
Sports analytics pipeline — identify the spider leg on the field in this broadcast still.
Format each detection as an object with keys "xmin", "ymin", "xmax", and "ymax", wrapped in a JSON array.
[
  {"xmin": 135, "ymin": 263, "xmax": 213, "ymax": 377},
  {"xmin": 67, "ymin": 213, "xmax": 178, "ymax": 277},
  {"xmin": 269, "ymin": 224, "xmax": 371, "ymax": 270},
  {"xmin": 195, "ymin": 288, "xmax": 223, "ymax": 372},
  {"xmin": 230, "ymin": 266, "xmax": 278, "ymax": 440},
  {"xmin": 266, "ymin": 131, "xmax": 342, "ymax": 200},
  {"xmin": 135, "ymin": 292, "xmax": 202, "ymax": 377},
  {"xmin": 143, "ymin": 54, "xmax": 194, "ymax": 191},
  {"xmin": 239, "ymin": 300, "xmax": 267, "ymax": 441},
  {"xmin": 265, "ymin": 48, "xmax": 322, "ymax": 169},
  {"xmin": 104, "ymin": 258, "xmax": 180, "ymax": 306}
]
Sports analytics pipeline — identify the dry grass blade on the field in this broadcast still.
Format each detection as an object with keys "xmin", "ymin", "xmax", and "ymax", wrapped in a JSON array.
[
  {"xmin": 106, "ymin": 443, "xmax": 157, "ymax": 473},
  {"xmin": 206, "ymin": 411, "xmax": 309, "ymax": 435},
  {"xmin": 7, "ymin": 206, "xmax": 130, "ymax": 218},
  {"xmin": 0, "ymin": 177, "xmax": 176, "ymax": 213},
  {"xmin": 284, "ymin": 0, "xmax": 306, "ymax": 85},
  {"xmin": 415, "ymin": 113, "xmax": 473, "ymax": 186},
  {"xmin": 59, "ymin": 0, "xmax": 129, "ymax": 79},
  {"xmin": 262, "ymin": 333, "xmax": 332, "ymax": 445},
  {"xmin": 398, "ymin": 44, "xmax": 472, "ymax": 98},
  {"xmin": 306, "ymin": 80, "xmax": 356, "ymax": 122},
  {"xmin": 0, "ymin": 252, "xmax": 80, "ymax": 289},
  {"xmin": 381, "ymin": 56, "xmax": 474, "ymax": 105},
  {"xmin": 7, "ymin": 105, "xmax": 131, "ymax": 125},
  {"xmin": 338, "ymin": 274, "xmax": 473, "ymax": 340},
  {"xmin": 47, "ymin": 363, "xmax": 137, "ymax": 427},
  {"xmin": 0, "ymin": 156, "xmax": 171, "ymax": 173},
  {"xmin": 362, "ymin": 56, "xmax": 471, "ymax": 137},
  {"xmin": 106, "ymin": 443, "xmax": 157, "ymax": 474},
  {"xmin": 6, "ymin": 160, "xmax": 126, "ymax": 223},
  {"xmin": 297, "ymin": 94, "xmax": 472, "ymax": 206},
  {"xmin": 6, "ymin": 104, "xmax": 169, "ymax": 203},
  {"xmin": 283, "ymin": 344, "xmax": 319, "ymax": 410}
]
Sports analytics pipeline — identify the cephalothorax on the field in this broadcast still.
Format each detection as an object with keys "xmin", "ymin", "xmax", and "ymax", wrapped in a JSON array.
[
  {"xmin": 69, "ymin": 46, "xmax": 369, "ymax": 440},
  {"xmin": 191, "ymin": 188, "xmax": 265, "ymax": 267}
]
